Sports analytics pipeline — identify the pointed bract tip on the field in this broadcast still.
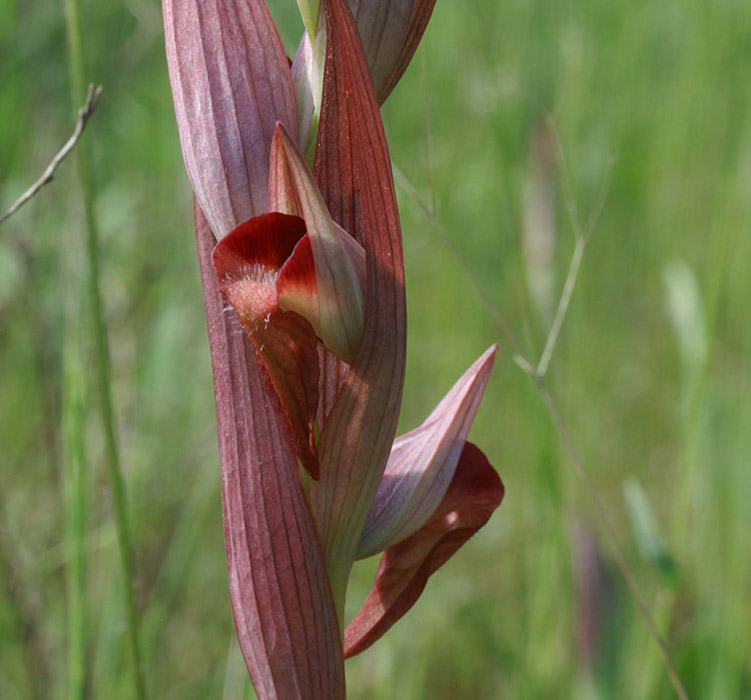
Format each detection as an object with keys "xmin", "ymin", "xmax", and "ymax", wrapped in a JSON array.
[{"xmin": 356, "ymin": 344, "xmax": 500, "ymax": 558}]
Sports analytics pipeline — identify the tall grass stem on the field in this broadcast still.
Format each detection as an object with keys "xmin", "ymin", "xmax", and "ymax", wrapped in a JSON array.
[
  {"xmin": 61, "ymin": 253, "xmax": 88, "ymax": 698},
  {"xmin": 63, "ymin": 0, "xmax": 147, "ymax": 696}
]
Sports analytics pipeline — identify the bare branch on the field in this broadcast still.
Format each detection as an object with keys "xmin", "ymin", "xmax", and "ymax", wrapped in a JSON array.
[
  {"xmin": 537, "ymin": 236, "xmax": 587, "ymax": 377},
  {"xmin": 548, "ymin": 115, "xmax": 584, "ymax": 238},
  {"xmin": 582, "ymin": 156, "xmax": 616, "ymax": 244},
  {"xmin": 0, "ymin": 84, "xmax": 103, "ymax": 227},
  {"xmin": 536, "ymin": 124, "xmax": 616, "ymax": 378},
  {"xmin": 395, "ymin": 163, "xmax": 690, "ymax": 700},
  {"xmin": 536, "ymin": 157, "xmax": 614, "ymax": 378}
]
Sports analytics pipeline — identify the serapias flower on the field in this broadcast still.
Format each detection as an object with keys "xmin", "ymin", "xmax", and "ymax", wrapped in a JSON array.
[
  {"xmin": 212, "ymin": 124, "xmax": 367, "ymax": 479},
  {"xmin": 163, "ymin": 0, "xmax": 504, "ymax": 696}
]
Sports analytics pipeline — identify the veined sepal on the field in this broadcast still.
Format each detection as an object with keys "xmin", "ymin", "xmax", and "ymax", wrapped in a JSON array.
[
  {"xmin": 347, "ymin": 0, "xmax": 437, "ymax": 104},
  {"xmin": 304, "ymin": 0, "xmax": 409, "ymax": 624}
]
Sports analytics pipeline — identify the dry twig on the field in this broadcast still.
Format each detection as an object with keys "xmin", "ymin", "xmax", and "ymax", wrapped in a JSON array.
[{"xmin": 0, "ymin": 84, "xmax": 103, "ymax": 227}]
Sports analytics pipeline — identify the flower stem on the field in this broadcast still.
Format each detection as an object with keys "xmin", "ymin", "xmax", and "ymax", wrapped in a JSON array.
[{"xmin": 63, "ymin": 0, "xmax": 147, "ymax": 697}]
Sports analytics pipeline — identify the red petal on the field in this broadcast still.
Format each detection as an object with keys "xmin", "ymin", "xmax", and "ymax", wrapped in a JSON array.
[
  {"xmin": 344, "ymin": 442, "xmax": 504, "ymax": 658},
  {"xmin": 308, "ymin": 0, "xmax": 408, "ymax": 567},
  {"xmin": 214, "ymin": 213, "xmax": 306, "ymax": 282},
  {"xmin": 213, "ymin": 213, "xmax": 321, "ymax": 479},
  {"xmin": 163, "ymin": 0, "xmax": 297, "ymax": 239},
  {"xmin": 195, "ymin": 204, "xmax": 344, "ymax": 696}
]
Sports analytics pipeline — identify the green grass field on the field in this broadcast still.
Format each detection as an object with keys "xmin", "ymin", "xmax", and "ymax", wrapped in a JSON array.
[{"xmin": 1, "ymin": 0, "xmax": 750, "ymax": 697}]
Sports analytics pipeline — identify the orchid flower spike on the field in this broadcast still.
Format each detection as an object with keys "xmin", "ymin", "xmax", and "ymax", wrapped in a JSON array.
[{"xmin": 163, "ymin": 0, "xmax": 505, "ymax": 697}]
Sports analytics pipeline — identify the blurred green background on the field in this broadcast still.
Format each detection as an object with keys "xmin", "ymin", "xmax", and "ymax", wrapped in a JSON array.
[{"xmin": 1, "ymin": 0, "xmax": 750, "ymax": 697}]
